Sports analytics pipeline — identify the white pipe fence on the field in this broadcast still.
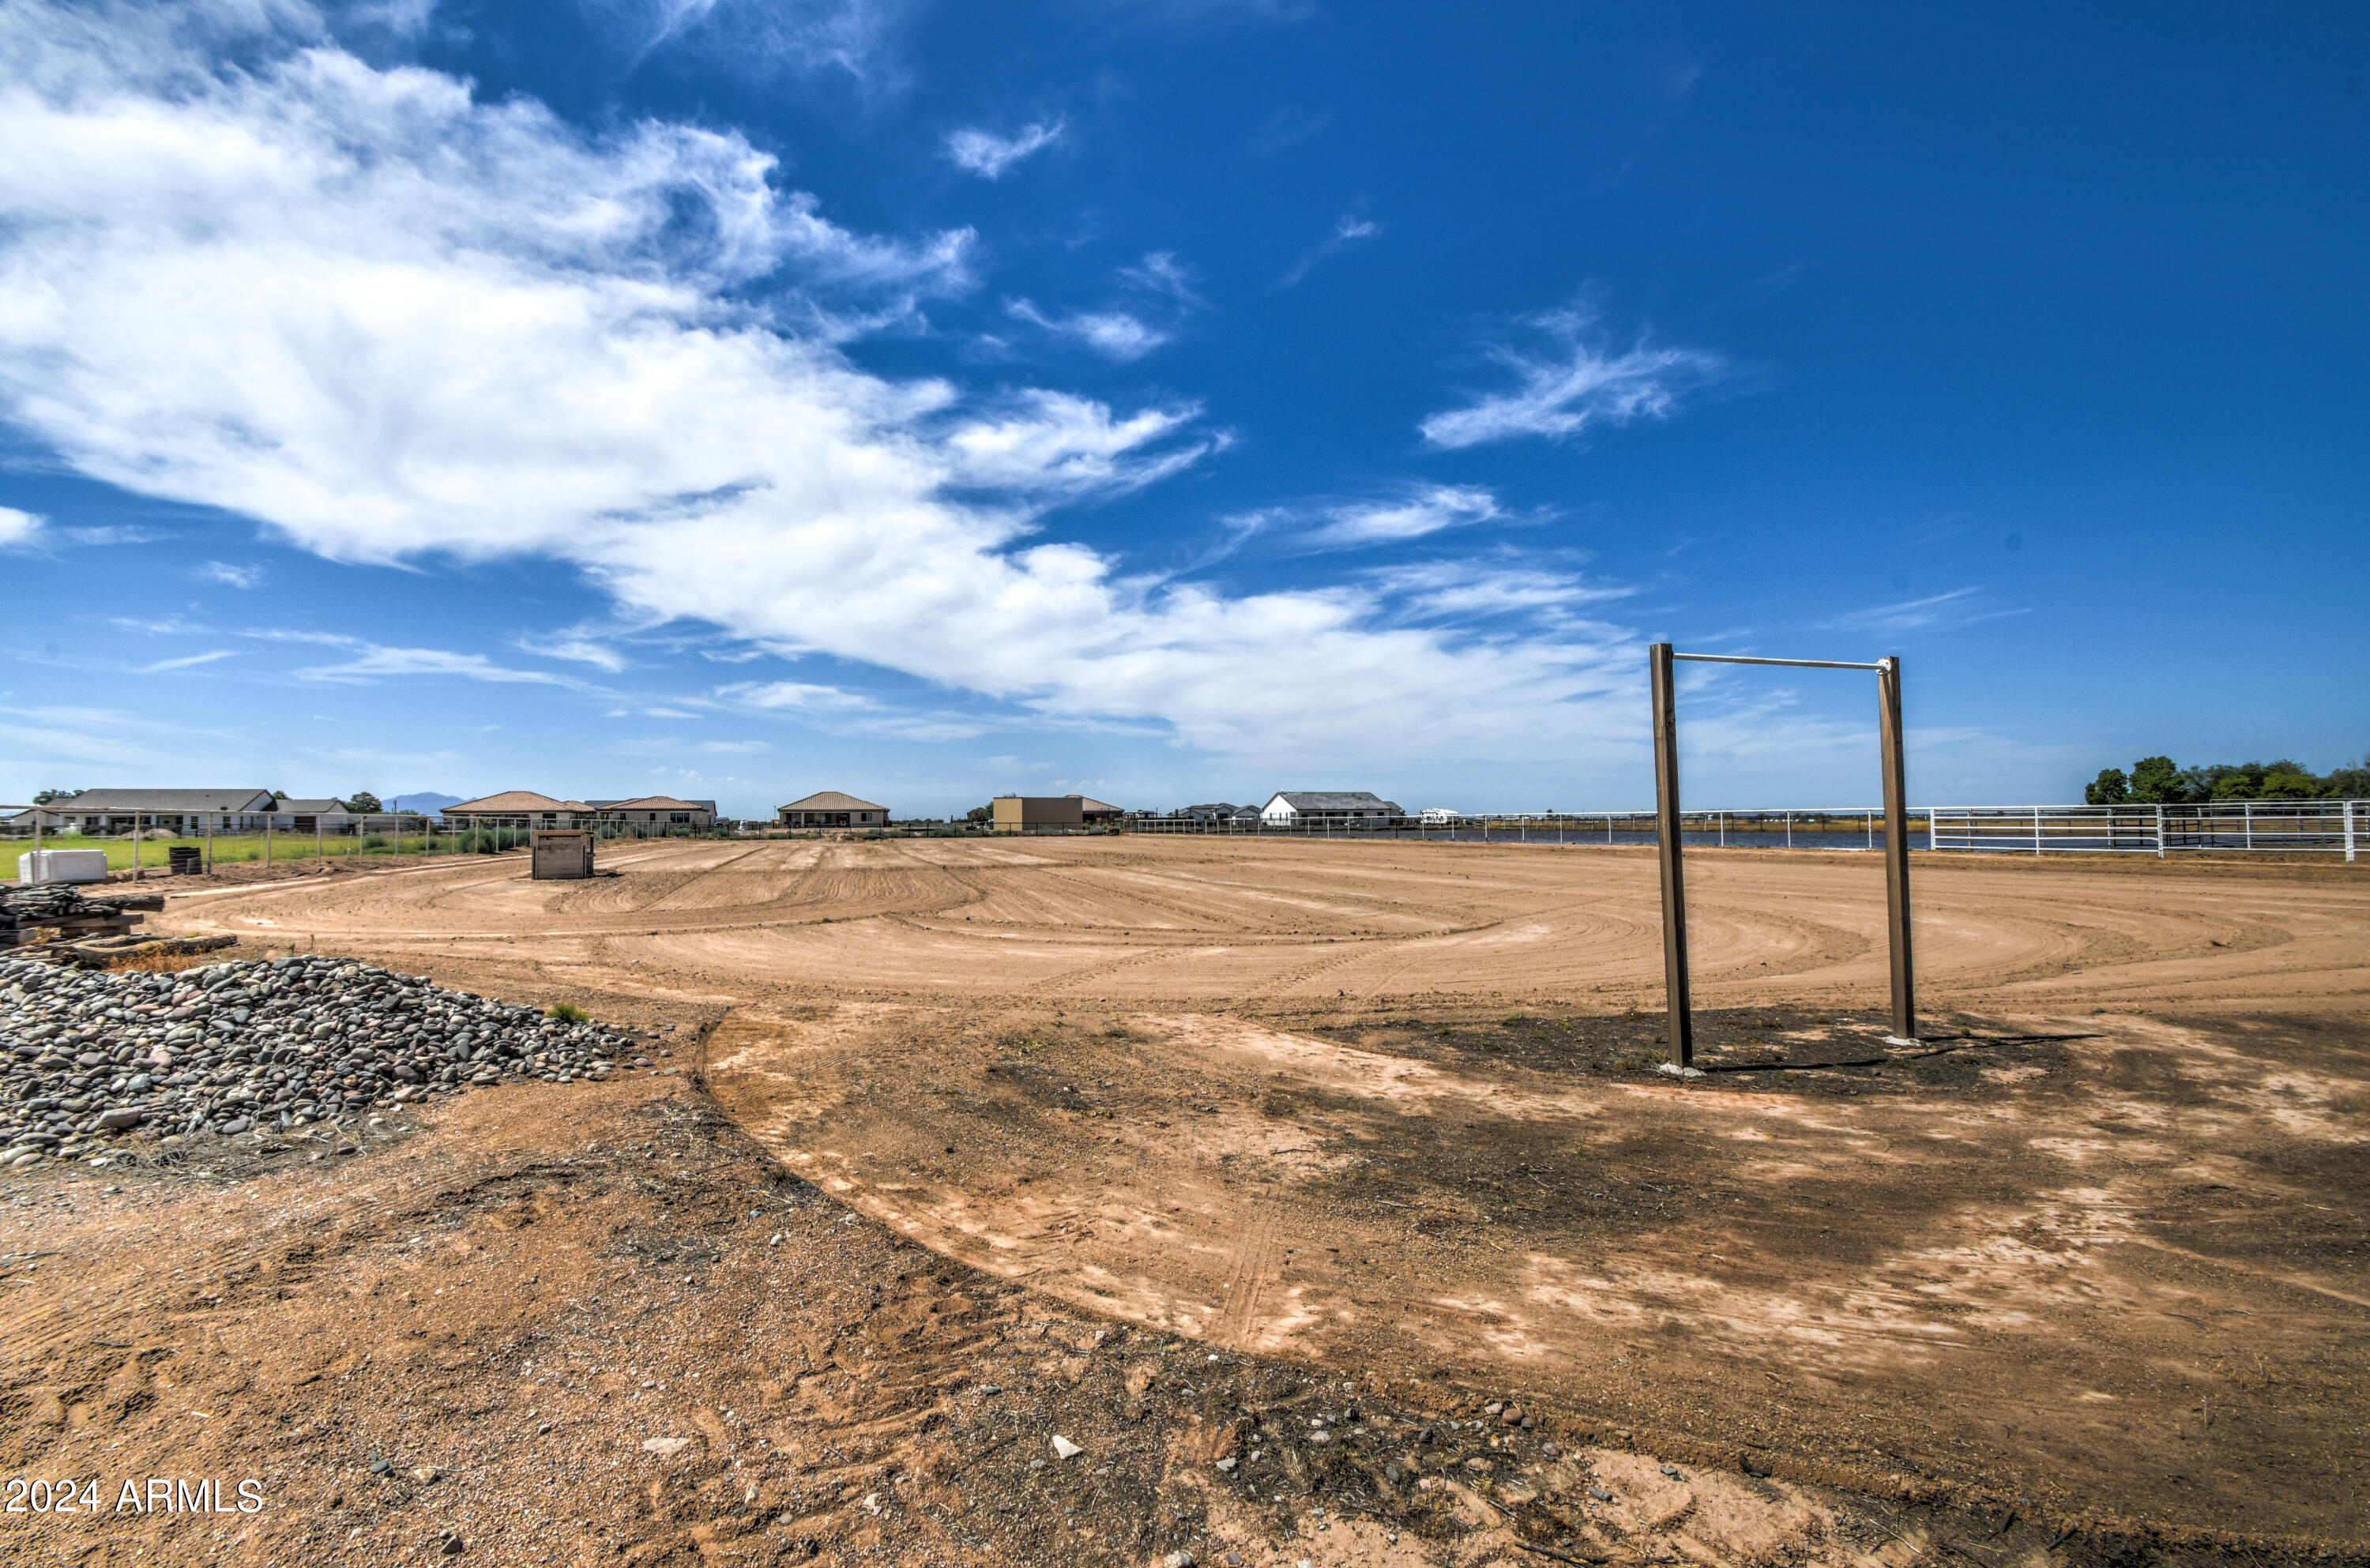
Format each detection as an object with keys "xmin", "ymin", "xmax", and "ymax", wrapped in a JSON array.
[
  {"xmin": 1127, "ymin": 800, "xmax": 2364, "ymax": 861},
  {"xmin": 1927, "ymin": 800, "xmax": 2362, "ymax": 859}
]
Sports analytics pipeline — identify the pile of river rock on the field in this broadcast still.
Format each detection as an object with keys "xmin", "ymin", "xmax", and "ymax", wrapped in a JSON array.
[{"xmin": 2, "ymin": 953, "xmax": 639, "ymax": 1168}]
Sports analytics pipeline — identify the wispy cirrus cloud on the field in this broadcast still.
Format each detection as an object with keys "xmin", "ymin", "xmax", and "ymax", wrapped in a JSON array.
[
  {"xmin": 240, "ymin": 631, "xmax": 601, "ymax": 689},
  {"xmin": 717, "ymin": 679, "xmax": 875, "ymax": 713},
  {"xmin": 1006, "ymin": 251, "xmax": 1204, "ymax": 362},
  {"xmin": 1280, "ymin": 212, "xmax": 1380, "ymax": 287},
  {"xmin": 198, "ymin": 560, "xmax": 262, "ymax": 588},
  {"xmin": 1419, "ymin": 306, "xmax": 1725, "ymax": 449},
  {"xmin": 1005, "ymin": 299, "xmax": 1168, "ymax": 361},
  {"xmin": 516, "ymin": 632, "xmax": 629, "ymax": 672},
  {"xmin": 593, "ymin": 0, "xmax": 913, "ymax": 88},
  {"xmin": 0, "ymin": 506, "xmax": 42, "ymax": 547},
  {"xmin": 715, "ymin": 679, "xmax": 987, "ymax": 742},
  {"xmin": 1819, "ymin": 588, "xmax": 2031, "ymax": 636},
  {"xmin": 1305, "ymin": 484, "xmax": 1501, "ymax": 548},
  {"xmin": 946, "ymin": 118, "xmax": 1065, "ymax": 179},
  {"xmin": 139, "ymin": 649, "xmax": 241, "ymax": 673},
  {"xmin": 1364, "ymin": 558, "xmax": 1632, "ymax": 623},
  {"xmin": 1218, "ymin": 484, "xmax": 1508, "ymax": 555}
]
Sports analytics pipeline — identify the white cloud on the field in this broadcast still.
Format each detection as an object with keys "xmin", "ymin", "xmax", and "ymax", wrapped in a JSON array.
[
  {"xmin": 517, "ymin": 634, "xmax": 628, "ymax": 672},
  {"xmin": 1367, "ymin": 559, "xmax": 1632, "ymax": 622},
  {"xmin": 1304, "ymin": 484, "xmax": 1501, "ymax": 548},
  {"xmin": 1419, "ymin": 307, "xmax": 1725, "ymax": 449},
  {"xmin": 945, "ymin": 118, "xmax": 1064, "ymax": 179},
  {"xmin": 0, "ymin": 506, "xmax": 43, "ymax": 547},
  {"xmin": 1280, "ymin": 212, "xmax": 1380, "ymax": 287},
  {"xmin": 240, "ymin": 630, "xmax": 595, "ymax": 687},
  {"xmin": 199, "ymin": 560, "xmax": 262, "ymax": 588},
  {"xmin": 1005, "ymin": 299, "xmax": 1168, "ymax": 362},
  {"xmin": 62, "ymin": 525, "xmax": 162, "ymax": 545},
  {"xmin": 717, "ymin": 679, "xmax": 875, "ymax": 713},
  {"xmin": 1819, "ymin": 588, "xmax": 2030, "ymax": 636},
  {"xmin": 139, "ymin": 649, "xmax": 240, "ymax": 672},
  {"xmin": 1116, "ymin": 250, "xmax": 1202, "ymax": 307},
  {"xmin": 594, "ymin": 0, "xmax": 911, "ymax": 88},
  {"xmin": 1006, "ymin": 253, "xmax": 1202, "ymax": 361},
  {"xmin": 0, "ymin": 2, "xmax": 1661, "ymax": 776}
]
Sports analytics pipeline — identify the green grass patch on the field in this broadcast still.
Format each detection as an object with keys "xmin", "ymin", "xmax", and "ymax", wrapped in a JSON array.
[
  {"xmin": 547, "ymin": 1002, "xmax": 589, "ymax": 1025},
  {"xmin": 6, "ymin": 830, "xmax": 525, "ymax": 874}
]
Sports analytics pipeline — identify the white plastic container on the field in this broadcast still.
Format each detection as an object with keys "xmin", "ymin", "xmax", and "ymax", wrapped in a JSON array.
[{"xmin": 17, "ymin": 848, "xmax": 110, "ymax": 885}]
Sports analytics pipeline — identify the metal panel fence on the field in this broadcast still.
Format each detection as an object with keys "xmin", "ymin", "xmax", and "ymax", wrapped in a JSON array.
[
  {"xmin": 1128, "ymin": 809, "xmax": 1909, "ymax": 850},
  {"xmin": 1928, "ymin": 800, "xmax": 2364, "ymax": 858},
  {"xmin": 1127, "ymin": 801, "xmax": 2365, "ymax": 860}
]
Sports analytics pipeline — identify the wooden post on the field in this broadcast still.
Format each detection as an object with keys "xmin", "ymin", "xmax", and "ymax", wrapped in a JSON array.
[
  {"xmin": 1877, "ymin": 656, "xmax": 1916, "ymax": 1041},
  {"xmin": 1651, "ymin": 642, "xmax": 1693, "ymax": 1066}
]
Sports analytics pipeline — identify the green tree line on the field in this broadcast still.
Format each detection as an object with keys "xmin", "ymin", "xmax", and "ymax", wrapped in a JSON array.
[{"xmin": 2086, "ymin": 754, "xmax": 2369, "ymax": 804}]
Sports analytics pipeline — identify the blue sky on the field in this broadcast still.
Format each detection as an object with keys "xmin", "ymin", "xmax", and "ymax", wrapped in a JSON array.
[{"xmin": 2, "ymin": 1, "xmax": 2363, "ymax": 818}]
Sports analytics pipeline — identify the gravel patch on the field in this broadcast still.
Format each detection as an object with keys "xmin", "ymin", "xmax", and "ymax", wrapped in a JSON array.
[{"xmin": 2, "ymin": 953, "xmax": 635, "ymax": 1165}]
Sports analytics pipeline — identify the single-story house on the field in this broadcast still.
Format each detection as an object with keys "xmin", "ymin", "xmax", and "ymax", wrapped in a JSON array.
[
  {"xmin": 778, "ymin": 792, "xmax": 889, "ymax": 829},
  {"xmin": 442, "ymin": 792, "xmax": 595, "ymax": 829},
  {"xmin": 589, "ymin": 796, "xmax": 717, "ymax": 830},
  {"xmin": 36, "ymin": 789, "xmax": 281, "ymax": 836},
  {"xmin": 1259, "ymin": 791, "xmax": 1405, "ymax": 828},
  {"xmin": 1176, "ymin": 803, "xmax": 1240, "ymax": 822}
]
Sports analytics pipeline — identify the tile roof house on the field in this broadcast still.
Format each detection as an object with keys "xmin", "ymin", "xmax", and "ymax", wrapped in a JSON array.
[
  {"xmin": 442, "ymin": 792, "xmax": 595, "ymax": 829},
  {"xmin": 591, "ymin": 796, "xmax": 716, "ymax": 829},
  {"xmin": 777, "ymin": 792, "xmax": 889, "ymax": 829}
]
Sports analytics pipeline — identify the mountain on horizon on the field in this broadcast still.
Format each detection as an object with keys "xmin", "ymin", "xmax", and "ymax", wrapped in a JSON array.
[{"xmin": 387, "ymin": 792, "xmax": 463, "ymax": 814}]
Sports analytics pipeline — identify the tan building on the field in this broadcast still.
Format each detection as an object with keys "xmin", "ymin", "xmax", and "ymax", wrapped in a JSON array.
[
  {"xmin": 990, "ymin": 795, "xmax": 1123, "ymax": 833},
  {"xmin": 592, "ymin": 795, "xmax": 715, "ymax": 830},
  {"xmin": 442, "ymin": 791, "xmax": 594, "ymax": 829},
  {"xmin": 777, "ymin": 792, "xmax": 889, "ymax": 829}
]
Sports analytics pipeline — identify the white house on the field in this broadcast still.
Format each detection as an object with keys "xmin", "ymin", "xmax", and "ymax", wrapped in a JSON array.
[{"xmin": 1259, "ymin": 791, "xmax": 1405, "ymax": 828}]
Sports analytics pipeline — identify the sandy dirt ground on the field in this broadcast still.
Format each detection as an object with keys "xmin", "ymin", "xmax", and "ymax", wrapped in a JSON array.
[{"xmin": 6, "ymin": 837, "xmax": 2364, "ymax": 1564}]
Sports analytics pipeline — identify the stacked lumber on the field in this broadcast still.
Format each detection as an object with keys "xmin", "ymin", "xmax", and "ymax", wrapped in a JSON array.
[{"xmin": 1, "ymin": 885, "xmax": 162, "ymax": 949}]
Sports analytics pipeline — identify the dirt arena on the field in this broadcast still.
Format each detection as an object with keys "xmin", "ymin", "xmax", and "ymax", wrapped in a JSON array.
[{"xmin": 9, "ymin": 836, "xmax": 2364, "ymax": 1564}]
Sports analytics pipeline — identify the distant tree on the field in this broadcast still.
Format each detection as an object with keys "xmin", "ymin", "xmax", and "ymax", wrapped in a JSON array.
[
  {"xmin": 2255, "ymin": 763, "xmax": 2322, "ymax": 799},
  {"xmin": 2203, "ymin": 763, "xmax": 2265, "ymax": 802},
  {"xmin": 2084, "ymin": 769, "xmax": 2129, "ymax": 805},
  {"xmin": 2127, "ymin": 756, "xmax": 2186, "ymax": 803},
  {"xmin": 344, "ymin": 792, "xmax": 383, "ymax": 814},
  {"xmin": 32, "ymin": 788, "xmax": 83, "ymax": 805},
  {"xmin": 965, "ymin": 804, "xmax": 992, "ymax": 824},
  {"xmin": 2327, "ymin": 756, "xmax": 2370, "ymax": 799}
]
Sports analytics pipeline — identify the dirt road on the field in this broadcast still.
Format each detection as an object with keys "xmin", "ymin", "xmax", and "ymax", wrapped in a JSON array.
[{"xmin": 89, "ymin": 836, "xmax": 2370, "ymax": 1555}]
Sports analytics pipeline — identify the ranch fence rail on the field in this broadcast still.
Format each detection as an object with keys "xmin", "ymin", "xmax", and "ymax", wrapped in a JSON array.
[
  {"xmin": 1126, "ymin": 801, "xmax": 2364, "ymax": 860},
  {"xmin": 1926, "ymin": 799, "xmax": 2363, "ymax": 858},
  {"xmin": 9, "ymin": 800, "xmax": 2361, "ymax": 868}
]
